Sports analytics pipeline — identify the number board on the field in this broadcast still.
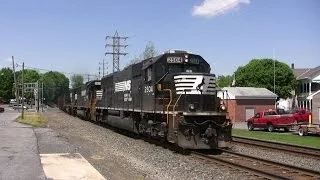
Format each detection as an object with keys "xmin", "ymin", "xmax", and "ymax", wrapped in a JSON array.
[
  {"xmin": 167, "ymin": 57, "xmax": 183, "ymax": 63},
  {"xmin": 189, "ymin": 58, "xmax": 200, "ymax": 64}
]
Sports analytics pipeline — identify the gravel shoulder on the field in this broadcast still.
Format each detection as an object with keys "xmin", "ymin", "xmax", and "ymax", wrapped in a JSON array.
[{"xmin": 231, "ymin": 144, "xmax": 320, "ymax": 172}]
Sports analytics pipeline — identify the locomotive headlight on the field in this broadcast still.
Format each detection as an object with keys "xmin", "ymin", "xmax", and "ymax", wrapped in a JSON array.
[
  {"xmin": 220, "ymin": 104, "xmax": 226, "ymax": 111},
  {"xmin": 185, "ymin": 54, "xmax": 189, "ymax": 62},
  {"xmin": 189, "ymin": 104, "xmax": 195, "ymax": 111}
]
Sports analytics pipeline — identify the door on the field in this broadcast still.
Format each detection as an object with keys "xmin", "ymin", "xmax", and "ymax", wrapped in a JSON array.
[{"xmin": 245, "ymin": 108, "xmax": 255, "ymax": 122}]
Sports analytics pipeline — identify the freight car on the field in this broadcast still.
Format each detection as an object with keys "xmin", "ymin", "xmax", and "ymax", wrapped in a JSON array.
[
  {"xmin": 58, "ymin": 50, "xmax": 232, "ymax": 149},
  {"xmin": 58, "ymin": 80, "xmax": 102, "ymax": 119}
]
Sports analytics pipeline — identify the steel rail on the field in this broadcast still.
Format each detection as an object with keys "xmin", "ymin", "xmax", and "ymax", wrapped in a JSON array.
[
  {"xmin": 232, "ymin": 136, "xmax": 320, "ymax": 160},
  {"xmin": 191, "ymin": 151, "xmax": 290, "ymax": 180},
  {"xmin": 192, "ymin": 150, "xmax": 320, "ymax": 180}
]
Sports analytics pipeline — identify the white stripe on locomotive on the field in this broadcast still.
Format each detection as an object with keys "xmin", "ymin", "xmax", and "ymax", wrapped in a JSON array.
[{"xmin": 174, "ymin": 75, "xmax": 216, "ymax": 95}]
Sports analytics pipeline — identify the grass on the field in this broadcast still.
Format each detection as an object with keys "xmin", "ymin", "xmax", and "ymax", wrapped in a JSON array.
[
  {"xmin": 232, "ymin": 129, "xmax": 320, "ymax": 149},
  {"xmin": 16, "ymin": 112, "xmax": 48, "ymax": 127}
]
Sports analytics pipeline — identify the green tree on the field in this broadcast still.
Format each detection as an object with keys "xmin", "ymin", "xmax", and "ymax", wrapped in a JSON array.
[
  {"xmin": 16, "ymin": 69, "xmax": 41, "ymax": 83},
  {"xmin": 70, "ymin": 74, "xmax": 84, "ymax": 88},
  {"xmin": 217, "ymin": 75, "xmax": 234, "ymax": 87},
  {"xmin": 234, "ymin": 59, "xmax": 297, "ymax": 99},
  {"xmin": 142, "ymin": 41, "xmax": 157, "ymax": 59},
  {"xmin": 126, "ymin": 41, "xmax": 158, "ymax": 66},
  {"xmin": 42, "ymin": 71, "xmax": 69, "ymax": 103},
  {"xmin": 0, "ymin": 68, "xmax": 14, "ymax": 102}
]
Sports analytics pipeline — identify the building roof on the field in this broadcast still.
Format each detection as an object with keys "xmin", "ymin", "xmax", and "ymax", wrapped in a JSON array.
[
  {"xmin": 218, "ymin": 87, "xmax": 278, "ymax": 100},
  {"xmin": 293, "ymin": 66, "xmax": 320, "ymax": 80},
  {"xmin": 293, "ymin": 68, "xmax": 309, "ymax": 78},
  {"xmin": 306, "ymin": 90, "xmax": 320, "ymax": 100}
]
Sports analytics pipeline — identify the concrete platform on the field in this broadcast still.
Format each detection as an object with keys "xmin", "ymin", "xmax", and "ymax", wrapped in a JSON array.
[{"xmin": 40, "ymin": 153, "xmax": 106, "ymax": 180}]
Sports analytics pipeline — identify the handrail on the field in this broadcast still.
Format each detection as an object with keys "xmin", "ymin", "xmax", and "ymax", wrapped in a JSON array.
[
  {"xmin": 161, "ymin": 89, "xmax": 172, "ymax": 125},
  {"xmin": 91, "ymin": 98, "xmax": 98, "ymax": 121},
  {"xmin": 172, "ymin": 93, "xmax": 183, "ymax": 128},
  {"xmin": 156, "ymin": 72, "xmax": 169, "ymax": 84}
]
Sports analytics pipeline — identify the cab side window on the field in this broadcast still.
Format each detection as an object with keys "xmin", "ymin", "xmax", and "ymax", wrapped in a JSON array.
[
  {"xmin": 254, "ymin": 113, "xmax": 260, "ymax": 118},
  {"xmin": 145, "ymin": 67, "xmax": 152, "ymax": 81}
]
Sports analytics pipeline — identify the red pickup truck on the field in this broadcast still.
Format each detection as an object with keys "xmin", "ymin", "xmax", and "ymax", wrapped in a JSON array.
[
  {"xmin": 284, "ymin": 109, "xmax": 311, "ymax": 124},
  {"xmin": 246, "ymin": 110, "xmax": 295, "ymax": 132}
]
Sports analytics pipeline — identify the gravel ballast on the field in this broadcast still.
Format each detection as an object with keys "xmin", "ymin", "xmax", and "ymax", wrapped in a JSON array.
[{"xmin": 43, "ymin": 109, "xmax": 238, "ymax": 180}]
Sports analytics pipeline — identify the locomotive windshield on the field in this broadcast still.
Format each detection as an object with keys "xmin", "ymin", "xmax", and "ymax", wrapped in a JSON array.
[{"xmin": 168, "ymin": 63, "xmax": 208, "ymax": 73}]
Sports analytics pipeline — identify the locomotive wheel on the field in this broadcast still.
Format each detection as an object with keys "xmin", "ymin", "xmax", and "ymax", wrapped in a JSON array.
[{"xmin": 247, "ymin": 122, "xmax": 253, "ymax": 131}]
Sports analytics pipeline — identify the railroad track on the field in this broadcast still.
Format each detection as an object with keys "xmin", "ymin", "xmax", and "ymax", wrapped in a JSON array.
[
  {"xmin": 232, "ymin": 136, "xmax": 320, "ymax": 160},
  {"xmin": 192, "ymin": 150, "xmax": 320, "ymax": 180}
]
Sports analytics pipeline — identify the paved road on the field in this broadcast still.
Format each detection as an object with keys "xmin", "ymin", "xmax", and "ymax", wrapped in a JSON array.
[{"xmin": 0, "ymin": 110, "xmax": 46, "ymax": 180}]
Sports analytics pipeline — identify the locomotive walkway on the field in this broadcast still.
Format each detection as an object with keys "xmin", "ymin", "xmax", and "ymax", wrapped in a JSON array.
[{"xmin": 0, "ymin": 108, "xmax": 105, "ymax": 180}]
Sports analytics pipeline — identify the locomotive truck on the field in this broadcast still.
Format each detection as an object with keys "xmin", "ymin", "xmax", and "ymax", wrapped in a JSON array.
[{"xmin": 58, "ymin": 50, "xmax": 233, "ymax": 149}]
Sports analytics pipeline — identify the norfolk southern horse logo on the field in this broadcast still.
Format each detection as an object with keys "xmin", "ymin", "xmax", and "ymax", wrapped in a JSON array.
[{"xmin": 196, "ymin": 77, "xmax": 205, "ymax": 91}]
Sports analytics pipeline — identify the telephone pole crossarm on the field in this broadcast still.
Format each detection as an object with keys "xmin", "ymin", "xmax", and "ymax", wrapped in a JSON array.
[
  {"xmin": 105, "ymin": 44, "xmax": 128, "ymax": 48},
  {"xmin": 104, "ymin": 52, "xmax": 128, "ymax": 56}
]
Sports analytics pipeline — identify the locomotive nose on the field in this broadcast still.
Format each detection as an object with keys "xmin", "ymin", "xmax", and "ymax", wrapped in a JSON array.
[{"xmin": 204, "ymin": 125, "xmax": 217, "ymax": 138}]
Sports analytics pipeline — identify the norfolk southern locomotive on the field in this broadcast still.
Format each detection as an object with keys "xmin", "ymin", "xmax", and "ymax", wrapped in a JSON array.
[{"xmin": 58, "ymin": 50, "xmax": 232, "ymax": 149}]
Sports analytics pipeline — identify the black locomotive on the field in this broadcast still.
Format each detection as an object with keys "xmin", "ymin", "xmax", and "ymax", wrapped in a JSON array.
[{"xmin": 58, "ymin": 50, "xmax": 232, "ymax": 149}]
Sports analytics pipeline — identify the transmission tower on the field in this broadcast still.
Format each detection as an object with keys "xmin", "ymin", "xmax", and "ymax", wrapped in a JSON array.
[{"xmin": 105, "ymin": 31, "xmax": 128, "ymax": 73}]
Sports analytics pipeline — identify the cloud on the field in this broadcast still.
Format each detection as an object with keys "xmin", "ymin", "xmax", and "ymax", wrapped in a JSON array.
[{"xmin": 192, "ymin": 0, "xmax": 250, "ymax": 18}]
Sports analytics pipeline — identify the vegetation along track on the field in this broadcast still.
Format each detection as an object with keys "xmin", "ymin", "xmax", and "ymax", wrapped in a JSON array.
[
  {"xmin": 192, "ymin": 150, "xmax": 320, "ymax": 180},
  {"xmin": 232, "ymin": 136, "xmax": 320, "ymax": 161}
]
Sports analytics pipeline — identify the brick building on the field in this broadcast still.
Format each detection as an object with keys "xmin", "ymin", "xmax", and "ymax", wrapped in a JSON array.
[{"xmin": 217, "ymin": 87, "xmax": 277, "ymax": 122}]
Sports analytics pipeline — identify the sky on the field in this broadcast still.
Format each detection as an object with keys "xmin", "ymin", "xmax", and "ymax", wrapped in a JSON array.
[{"xmin": 0, "ymin": 0, "xmax": 319, "ymax": 79}]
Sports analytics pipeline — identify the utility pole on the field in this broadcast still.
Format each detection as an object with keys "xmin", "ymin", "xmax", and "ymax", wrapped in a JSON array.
[
  {"xmin": 273, "ymin": 48, "xmax": 276, "ymax": 93},
  {"xmin": 41, "ymin": 82, "xmax": 44, "ymax": 112},
  {"xmin": 273, "ymin": 48, "xmax": 277, "ymax": 109},
  {"xmin": 21, "ymin": 62, "xmax": 24, "ymax": 119},
  {"xmin": 98, "ymin": 66, "xmax": 101, "ymax": 79},
  {"xmin": 99, "ymin": 59, "xmax": 107, "ymax": 77},
  {"xmin": 37, "ymin": 81, "xmax": 39, "ymax": 112},
  {"xmin": 87, "ymin": 74, "xmax": 90, "ymax": 82},
  {"xmin": 12, "ymin": 56, "xmax": 18, "ymax": 105},
  {"xmin": 105, "ymin": 31, "xmax": 128, "ymax": 73}
]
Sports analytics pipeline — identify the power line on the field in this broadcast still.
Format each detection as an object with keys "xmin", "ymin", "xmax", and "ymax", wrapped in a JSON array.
[
  {"xmin": 15, "ymin": 64, "xmax": 98, "ymax": 77},
  {"xmin": 105, "ymin": 31, "xmax": 128, "ymax": 73}
]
